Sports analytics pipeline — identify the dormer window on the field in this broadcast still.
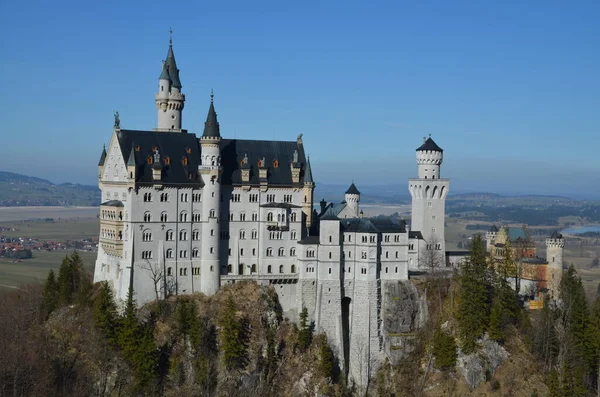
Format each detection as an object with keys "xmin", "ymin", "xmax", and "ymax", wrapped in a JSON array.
[
  {"xmin": 258, "ymin": 159, "xmax": 264, "ymax": 167},
  {"xmin": 273, "ymin": 159, "xmax": 279, "ymax": 168},
  {"xmin": 185, "ymin": 147, "xmax": 192, "ymax": 154},
  {"xmin": 135, "ymin": 145, "xmax": 141, "ymax": 152},
  {"xmin": 147, "ymin": 156, "xmax": 153, "ymax": 165},
  {"xmin": 182, "ymin": 157, "xmax": 188, "ymax": 166}
]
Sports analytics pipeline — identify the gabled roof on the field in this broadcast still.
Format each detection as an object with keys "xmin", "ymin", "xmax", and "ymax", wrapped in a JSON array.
[
  {"xmin": 345, "ymin": 183, "xmax": 360, "ymax": 195},
  {"xmin": 550, "ymin": 231, "xmax": 563, "ymax": 239},
  {"xmin": 507, "ymin": 227, "xmax": 527, "ymax": 241},
  {"xmin": 416, "ymin": 137, "xmax": 443, "ymax": 152},
  {"xmin": 490, "ymin": 225, "xmax": 499, "ymax": 232},
  {"xmin": 98, "ymin": 145, "xmax": 107, "ymax": 166},
  {"xmin": 117, "ymin": 129, "xmax": 201, "ymax": 185},
  {"xmin": 220, "ymin": 138, "xmax": 308, "ymax": 186}
]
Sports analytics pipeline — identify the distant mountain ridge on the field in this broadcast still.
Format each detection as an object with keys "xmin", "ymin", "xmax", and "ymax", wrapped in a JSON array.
[{"xmin": 0, "ymin": 171, "xmax": 100, "ymax": 207}]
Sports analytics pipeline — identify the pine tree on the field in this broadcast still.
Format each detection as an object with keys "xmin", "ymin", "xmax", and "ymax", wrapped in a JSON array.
[
  {"xmin": 41, "ymin": 269, "xmax": 59, "ymax": 317},
  {"xmin": 57, "ymin": 255, "xmax": 74, "ymax": 304},
  {"xmin": 297, "ymin": 306, "xmax": 312, "ymax": 352},
  {"xmin": 93, "ymin": 281, "xmax": 119, "ymax": 344},
  {"xmin": 219, "ymin": 295, "xmax": 247, "ymax": 371},
  {"xmin": 432, "ymin": 328, "xmax": 458, "ymax": 370},
  {"xmin": 457, "ymin": 234, "xmax": 492, "ymax": 353}
]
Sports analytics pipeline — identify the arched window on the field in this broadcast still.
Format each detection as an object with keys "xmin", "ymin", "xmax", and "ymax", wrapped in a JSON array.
[
  {"xmin": 267, "ymin": 247, "xmax": 273, "ymax": 257},
  {"xmin": 291, "ymin": 212, "xmax": 297, "ymax": 222},
  {"xmin": 227, "ymin": 264, "xmax": 232, "ymax": 273},
  {"xmin": 279, "ymin": 265, "xmax": 284, "ymax": 273},
  {"xmin": 278, "ymin": 247, "xmax": 285, "ymax": 256},
  {"xmin": 142, "ymin": 229, "xmax": 152, "ymax": 242},
  {"xmin": 251, "ymin": 230, "xmax": 258, "ymax": 239},
  {"xmin": 192, "ymin": 229, "xmax": 199, "ymax": 240},
  {"xmin": 240, "ymin": 212, "xmax": 246, "ymax": 221},
  {"xmin": 192, "ymin": 248, "xmax": 199, "ymax": 258},
  {"xmin": 180, "ymin": 211, "xmax": 188, "ymax": 222},
  {"xmin": 166, "ymin": 229, "xmax": 174, "ymax": 241},
  {"xmin": 290, "ymin": 247, "xmax": 296, "ymax": 256},
  {"xmin": 240, "ymin": 230, "xmax": 246, "ymax": 239},
  {"xmin": 291, "ymin": 264, "xmax": 296, "ymax": 273},
  {"xmin": 251, "ymin": 264, "xmax": 256, "ymax": 273},
  {"xmin": 166, "ymin": 249, "xmax": 173, "ymax": 258},
  {"xmin": 239, "ymin": 264, "xmax": 244, "ymax": 275},
  {"xmin": 209, "ymin": 209, "xmax": 216, "ymax": 218},
  {"xmin": 329, "ymin": 252, "xmax": 332, "ymax": 259},
  {"xmin": 193, "ymin": 212, "xmax": 201, "ymax": 222},
  {"xmin": 144, "ymin": 212, "xmax": 151, "ymax": 222},
  {"xmin": 160, "ymin": 212, "xmax": 168, "ymax": 222},
  {"xmin": 179, "ymin": 230, "xmax": 187, "ymax": 241},
  {"xmin": 267, "ymin": 265, "xmax": 272, "ymax": 274},
  {"xmin": 267, "ymin": 212, "xmax": 273, "ymax": 222},
  {"xmin": 329, "ymin": 236, "xmax": 332, "ymax": 243}
]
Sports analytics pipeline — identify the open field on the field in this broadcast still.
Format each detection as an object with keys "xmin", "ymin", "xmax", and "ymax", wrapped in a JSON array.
[
  {"xmin": 0, "ymin": 206, "xmax": 98, "ymax": 222},
  {"xmin": 0, "ymin": 249, "xmax": 96, "ymax": 288},
  {"xmin": 0, "ymin": 217, "xmax": 99, "ymax": 240}
]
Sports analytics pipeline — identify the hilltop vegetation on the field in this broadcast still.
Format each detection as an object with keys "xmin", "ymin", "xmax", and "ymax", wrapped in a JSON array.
[{"xmin": 0, "ymin": 171, "xmax": 99, "ymax": 206}]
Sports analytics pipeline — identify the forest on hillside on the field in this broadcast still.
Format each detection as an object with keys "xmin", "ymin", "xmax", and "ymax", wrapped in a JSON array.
[{"xmin": 2, "ymin": 245, "xmax": 600, "ymax": 396}]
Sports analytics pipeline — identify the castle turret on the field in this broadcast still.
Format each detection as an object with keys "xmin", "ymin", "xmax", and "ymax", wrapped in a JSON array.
[
  {"xmin": 409, "ymin": 135, "xmax": 449, "ymax": 257},
  {"xmin": 198, "ymin": 91, "xmax": 222, "ymax": 295},
  {"xmin": 155, "ymin": 35, "xmax": 185, "ymax": 131},
  {"xmin": 303, "ymin": 155, "xmax": 315, "ymax": 229},
  {"xmin": 546, "ymin": 231, "xmax": 565, "ymax": 297},
  {"xmin": 344, "ymin": 182, "xmax": 360, "ymax": 218},
  {"xmin": 486, "ymin": 225, "xmax": 499, "ymax": 252}
]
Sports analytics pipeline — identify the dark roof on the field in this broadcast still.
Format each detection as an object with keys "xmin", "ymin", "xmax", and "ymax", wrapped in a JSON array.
[
  {"xmin": 490, "ymin": 225, "xmax": 499, "ymax": 232},
  {"xmin": 446, "ymin": 250, "xmax": 470, "ymax": 256},
  {"xmin": 409, "ymin": 231, "xmax": 424, "ymax": 239},
  {"xmin": 98, "ymin": 145, "xmax": 107, "ymax": 166},
  {"xmin": 101, "ymin": 200, "xmax": 124, "ymax": 207},
  {"xmin": 550, "ymin": 231, "xmax": 563, "ymax": 239},
  {"xmin": 507, "ymin": 227, "xmax": 527, "ymax": 241},
  {"xmin": 345, "ymin": 183, "xmax": 360, "ymax": 195},
  {"xmin": 321, "ymin": 213, "xmax": 340, "ymax": 221},
  {"xmin": 305, "ymin": 157, "xmax": 313, "ymax": 183},
  {"xmin": 298, "ymin": 236, "xmax": 320, "ymax": 245},
  {"xmin": 220, "ymin": 138, "xmax": 308, "ymax": 186},
  {"xmin": 159, "ymin": 61, "xmax": 170, "ymax": 80},
  {"xmin": 522, "ymin": 258, "xmax": 548, "ymax": 265},
  {"xmin": 202, "ymin": 94, "xmax": 220, "ymax": 138},
  {"xmin": 416, "ymin": 137, "xmax": 443, "ymax": 152},
  {"xmin": 260, "ymin": 202, "xmax": 302, "ymax": 209},
  {"xmin": 116, "ymin": 130, "xmax": 308, "ymax": 187},
  {"xmin": 117, "ymin": 129, "xmax": 201, "ymax": 186},
  {"xmin": 320, "ymin": 202, "xmax": 347, "ymax": 218},
  {"xmin": 340, "ymin": 218, "xmax": 406, "ymax": 233},
  {"xmin": 165, "ymin": 44, "xmax": 181, "ymax": 89}
]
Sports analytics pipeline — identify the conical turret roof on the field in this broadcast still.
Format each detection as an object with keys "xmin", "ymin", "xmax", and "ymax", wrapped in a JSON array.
[
  {"xmin": 202, "ymin": 92, "xmax": 220, "ymax": 138},
  {"xmin": 416, "ymin": 137, "xmax": 443, "ymax": 152},
  {"xmin": 346, "ymin": 183, "xmax": 360, "ymax": 195},
  {"xmin": 164, "ymin": 42, "xmax": 182, "ymax": 89},
  {"xmin": 304, "ymin": 156, "xmax": 313, "ymax": 183},
  {"xmin": 98, "ymin": 145, "xmax": 107, "ymax": 166},
  {"xmin": 127, "ymin": 145, "xmax": 136, "ymax": 166}
]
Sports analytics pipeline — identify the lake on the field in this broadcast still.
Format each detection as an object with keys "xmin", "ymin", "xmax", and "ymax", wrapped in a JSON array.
[{"xmin": 561, "ymin": 225, "xmax": 600, "ymax": 235}]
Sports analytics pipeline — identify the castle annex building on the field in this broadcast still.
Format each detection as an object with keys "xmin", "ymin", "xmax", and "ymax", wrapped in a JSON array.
[{"xmin": 94, "ymin": 39, "xmax": 450, "ymax": 383}]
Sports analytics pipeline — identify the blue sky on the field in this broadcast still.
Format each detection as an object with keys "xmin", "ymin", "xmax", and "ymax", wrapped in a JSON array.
[{"xmin": 1, "ymin": 0, "xmax": 599, "ymax": 197}]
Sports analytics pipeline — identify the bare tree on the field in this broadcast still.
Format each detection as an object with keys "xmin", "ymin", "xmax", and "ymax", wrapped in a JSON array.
[
  {"xmin": 141, "ymin": 259, "xmax": 165, "ymax": 303},
  {"xmin": 419, "ymin": 235, "xmax": 447, "ymax": 312},
  {"xmin": 350, "ymin": 337, "xmax": 371, "ymax": 396}
]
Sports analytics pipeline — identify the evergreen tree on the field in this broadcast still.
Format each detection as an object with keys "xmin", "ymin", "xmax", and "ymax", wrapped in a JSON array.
[
  {"xmin": 432, "ymin": 328, "xmax": 458, "ymax": 370},
  {"xmin": 93, "ymin": 281, "xmax": 119, "ymax": 344},
  {"xmin": 219, "ymin": 295, "xmax": 247, "ymax": 371},
  {"xmin": 297, "ymin": 306, "xmax": 312, "ymax": 352},
  {"xmin": 41, "ymin": 269, "xmax": 59, "ymax": 317},
  {"xmin": 57, "ymin": 255, "xmax": 74, "ymax": 304},
  {"xmin": 457, "ymin": 234, "xmax": 492, "ymax": 353}
]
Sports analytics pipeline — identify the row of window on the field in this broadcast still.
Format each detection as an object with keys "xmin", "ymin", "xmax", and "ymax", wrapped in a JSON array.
[
  {"xmin": 266, "ymin": 247, "xmax": 297, "ymax": 257},
  {"xmin": 101, "ymin": 209, "xmax": 122, "ymax": 220},
  {"xmin": 224, "ymin": 264, "xmax": 297, "ymax": 274}
]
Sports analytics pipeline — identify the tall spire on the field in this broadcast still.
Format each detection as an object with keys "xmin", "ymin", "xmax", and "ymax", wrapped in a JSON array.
[
  {"xmin": 202, "ymin": 91, "xmax": 220, "ymax": 138},
  {"xmin": 164, "ymin": 30, "xmax": 181, "ymax": 89},
  {"xmin": 305, "ymin": 156, "xmax": 313, "ymax": 183},
  {"xmin": 127, "ymin": 144, "xmax": 136, "ymax": 167},
  {"xmin": 98, "ymin": 144, "xmax": 107, "ymax": 166}
]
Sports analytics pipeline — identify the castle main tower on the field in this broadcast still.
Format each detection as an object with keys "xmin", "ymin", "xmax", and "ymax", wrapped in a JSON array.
[
  {"xmin": 155, "ymin": 36, "xmax": 185, "ymax": 131},
  {"xmin": 344, "ymin": 183, "xmax": 360, "ymax": 218},
  {"xmin": 408, "ymin": 136, "xmax": 449, "ymax": 257},
  {"xmin": 199, "ymin": 92, "xmax": 222, "ymax": 295},
  {"xmin": 546, "ymin": 231, "xmax": 565, "ymax": 297}
]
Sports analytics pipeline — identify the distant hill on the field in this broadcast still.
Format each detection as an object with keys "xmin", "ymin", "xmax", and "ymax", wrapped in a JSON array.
[{"xmin": 0, "ymin": 171, "xmax": 100, "ymax": 207}]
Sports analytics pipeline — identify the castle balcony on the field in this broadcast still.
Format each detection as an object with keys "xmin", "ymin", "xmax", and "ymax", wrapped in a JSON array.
[
  {"xmin": 266, "ymin": 222, "xmax": 289, "ymax": 231},
  {"xmin": 99, "ymin": 237, "xmax": 124, "ymax": 257}
]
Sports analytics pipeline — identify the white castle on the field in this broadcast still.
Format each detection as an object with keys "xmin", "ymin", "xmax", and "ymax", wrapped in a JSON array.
[{"xmin": 94, "ymin": 39, "xmax": 450, "ymax": 383}]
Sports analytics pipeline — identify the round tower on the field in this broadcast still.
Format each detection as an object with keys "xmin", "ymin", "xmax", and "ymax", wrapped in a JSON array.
[
  {"xmin": 416, "ymin": 135, "xmax": 443, "ymax": 180},
  {"xmin": 155, "ymin": 36, "xmax": 185, "ymax": 131},
  {"xmin": 344, "ymin": 183, "xmax": 360, "ymax": 218},
  {"xmin": 408, "ymin": 135, "xmax": 448, "ymax": 255},
  {"xmin": 546, "ymin": 231, "xmax": 565, "ymax": 297},
  {"xmin": 199, "ymin": 91, "xmax": 222, "ymax": 295}
]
